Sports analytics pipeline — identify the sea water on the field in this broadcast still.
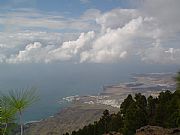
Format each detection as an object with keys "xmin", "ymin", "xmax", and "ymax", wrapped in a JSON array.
[{"xmin": 0, "ymin": 62, "xmax": 177, "ymax": 122}]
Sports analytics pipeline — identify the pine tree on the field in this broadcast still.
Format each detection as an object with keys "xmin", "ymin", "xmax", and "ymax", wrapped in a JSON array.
[
  {"xmin": 5, "ymin": 88, "xmax": 39, "ymax": 135},
  {"xmin": 102, "ymin": 109, "xmax": 111, "ymax": 133},
  {"xmin": 155, "ymin": 91, "xmax": 173, "ymax": 127},
  {"xmin": 147, "ymin": 95, "xmax": 157, "ymax": 125},
  {"xmin": 120, "ymin": 94, "xmax": 135, "ymax": 117},
  {"xmin": 108, "ymin": 112, "xmax": 123, "ymax": 132}
]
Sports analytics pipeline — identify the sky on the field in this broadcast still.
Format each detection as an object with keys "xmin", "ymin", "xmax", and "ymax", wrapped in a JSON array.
[{"xmin": 0, "ymin": 0, "xmax": 179, "ymax": 65}]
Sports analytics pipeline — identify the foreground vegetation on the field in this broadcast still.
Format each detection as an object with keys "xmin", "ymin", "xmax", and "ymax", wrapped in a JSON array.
[
  {"xmin": 64, "ymin": 72, "xmax": 180, "ymax": 135},
  {"xmin": 0, "ymin": 88, "xmax": 38, "ymax": 135}
]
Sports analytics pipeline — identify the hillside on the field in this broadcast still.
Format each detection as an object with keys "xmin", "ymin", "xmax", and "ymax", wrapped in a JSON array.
[{"xmin": 21, "ymin": 104, "xmax": 118, "ymax": 135}]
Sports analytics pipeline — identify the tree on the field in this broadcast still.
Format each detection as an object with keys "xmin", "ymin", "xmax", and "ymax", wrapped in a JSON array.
[
  {"xmin": 63, "ymin": 132, "xmax": 69, "ymax": 135},
  {"xmin": 166, "ymin": 96, "xmax": 180, "ymax": 127},
  {"xmin": 5, "ymin": 88, "xmax": 39, "ymax": 135},
  {"xmin": 108, "ymin": 112, "xmax": 123, "ymax": 132},
  {"xmin": 167, "ymin": 72, "xmax": 180, "ymax": 127},
  {"xmin": 123, "ymin": 102, "xmax": 137, "ymax": 135},
  {"xmin": 120, "ymin": 94, "xmax": 135, "ymax": 117},
  {"xmin": 155, "ymin": 91, "xmax": 173, "ymax": 127},
  {"xmin": 71, "ymin": 131, "xmax": 77, "ymax": 135},
  {"xmin": 123, "ymin": 94, "xmax": 148, "ymax": 135},
  {"xmin": 175, "ymin": 72, "xmax": 180, "ymax": 91},
  {"xmin": 102, "ymin": 109, "xmax": 111, "ymax": 133},
  {"xmin": 147, "ymin": 96, "xmax": 157, "ymax": 125},
  {"xmin": 0, "ymin": 106, "xmax": 3, "ymax": 134},
  {"xmin": 0, "ymin": 94, "xmax": 16, "ymax": 135},
  {"xmin": 135, "ymin": 93, "xmax": 147, "ymax": 110},
  {"xmin": 135, "ymin": 93, "xmax": 148, "ymax": 122},
  {"xmin": 93, "ymin": 121, "xmax": 98, "ymax": 135}
]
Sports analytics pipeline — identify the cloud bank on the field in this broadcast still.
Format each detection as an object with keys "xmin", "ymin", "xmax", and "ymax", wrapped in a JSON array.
[{"xmin": 0, "ymin": 0, "xmax": 180, "ymax": 64}]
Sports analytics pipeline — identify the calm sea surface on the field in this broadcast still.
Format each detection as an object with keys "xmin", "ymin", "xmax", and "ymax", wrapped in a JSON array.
[{"xmin": 0, "ymin": 63, "xmax": 177, "ymax": 121}]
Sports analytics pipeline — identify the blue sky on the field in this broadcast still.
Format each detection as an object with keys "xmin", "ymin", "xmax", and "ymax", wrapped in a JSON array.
[{"xmin": 0, "ymin": 0, "xmax": 139, "ymax": 13}]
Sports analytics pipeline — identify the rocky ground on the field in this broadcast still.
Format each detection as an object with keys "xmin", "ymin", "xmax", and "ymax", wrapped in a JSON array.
[
  {"xmin": 136, "ymin": 125, "xmax": 180, "ymax": 135},
  {"xmin": 103, "ymin": 126, "xmax": 180, "ymax": 135}
]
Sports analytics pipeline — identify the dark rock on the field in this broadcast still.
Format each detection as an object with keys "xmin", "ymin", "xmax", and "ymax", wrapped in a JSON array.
[{"xmin": 136, "ymin": 125, "xmax": 180, "ymax": 135}]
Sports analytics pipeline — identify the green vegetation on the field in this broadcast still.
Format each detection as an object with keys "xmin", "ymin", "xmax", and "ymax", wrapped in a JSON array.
[
  {"xmin": 0, "ymin": 88, "xmax": 39, "ymax": 135},
  {"xmin": 0, "ymin": 94, "xmax": 16, "ymax": 135},
  {"xmin": 65, "ymin": 72, "xmax": 180, "ymax": 135}
]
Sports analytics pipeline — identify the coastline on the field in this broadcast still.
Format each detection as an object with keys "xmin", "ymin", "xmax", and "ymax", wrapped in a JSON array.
[
  {"xmin": 59, "ymin": 72, "xmax": 176, "ymax": 110},
  {"xmin": 22, "ymin": 72, "xmax": 176, "ymax": 135}
]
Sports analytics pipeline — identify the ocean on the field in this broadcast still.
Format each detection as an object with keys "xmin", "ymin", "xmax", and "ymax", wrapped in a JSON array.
[{"xmin": 0, "ymin": 62, "xmax": 178, "ymax": 122}]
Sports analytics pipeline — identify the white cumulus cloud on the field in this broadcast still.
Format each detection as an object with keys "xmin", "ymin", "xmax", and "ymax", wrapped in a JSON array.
[{"xmin": 0, "ymin": 1, "xmax": 180, "ymax": 64}]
